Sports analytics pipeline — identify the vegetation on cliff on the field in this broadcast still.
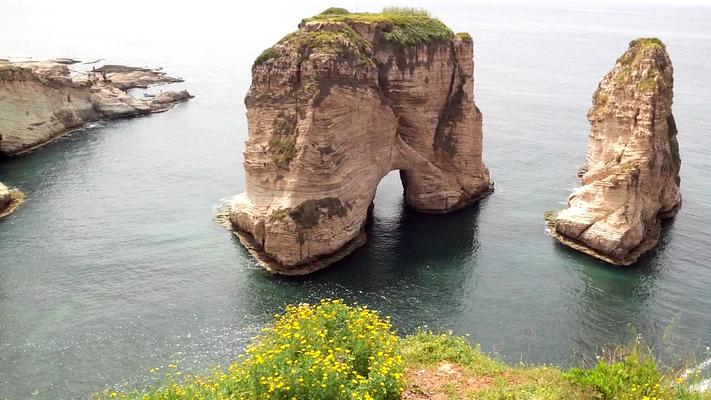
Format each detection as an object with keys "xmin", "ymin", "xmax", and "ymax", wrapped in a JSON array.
[
  {"xmin": 96, "ymin": 301, "xmax": 709, "ymax": 400},
  {"xmin": 615, "ymin": 37, "xmax": 671, "ymax": 92},
  {"xmin": 592, "ymin": 37, "xmax": 670, "ymax": 115},
  {"xmin": 302, "ymin": 7, "xmax": 453, "ymax": 46},
  {"xmin": 253, "ymin": 7, "xmax": 456, "ymax": 68},
  {"xmin": 454, "ymin": 32, "xmax": 473, "ymax": 43}
]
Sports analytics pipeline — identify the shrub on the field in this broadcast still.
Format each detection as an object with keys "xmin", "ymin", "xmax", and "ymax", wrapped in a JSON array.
[
  {"xmin": 254, "ymin": 47, "xmax": 278, "ymax": 67},
  {"xmin": 320, "ymin": 7, "xmax": 350, "ymax": 15},
  {"xmin": 268, "ymin": 135, "xmax": 297, "ymax": 168},
  {"xmin": 380, "ymin": 7, "xmax": 431, "ymax": 17},
  {"xmin": 237, "ymin": 299, "xmax": 404, "ymax": 399},
  {"xmin": 455, "ymin": 32, "xmax": 473, "ymax": 43},
  {"xmin": 95, "ymin": 300, "xmax": 404, "ymax": 400},
  {"xmin": 301, "ymin": 8, "xmax": 452, "ymax": 47},
  {"xmin": 564, "ymin": 339, "xmax": 676, "ymax": 400}
]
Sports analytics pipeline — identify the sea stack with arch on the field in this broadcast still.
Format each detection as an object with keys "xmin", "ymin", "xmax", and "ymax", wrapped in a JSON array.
[
  {"xmin": 547, "ymin": 38, "xmax": 681, "ymax": 265},
  {"xmin": 228, "ymin": 7, "xmax": 492, "ymax": 275}
]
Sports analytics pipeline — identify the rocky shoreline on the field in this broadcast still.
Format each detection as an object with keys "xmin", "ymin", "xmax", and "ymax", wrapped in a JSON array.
[{"xmin": 0, "ymin": 59, "xmax": 192, "ymax": 156}]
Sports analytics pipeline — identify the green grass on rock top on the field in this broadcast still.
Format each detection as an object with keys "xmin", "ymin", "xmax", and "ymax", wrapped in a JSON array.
[
  {"xmin": 253, "ymin": 7, "xmax": 457, "ymax": 67},
  {"xmin": 302, "ymin": 7, "xmax": 453, "ymax": 47}
]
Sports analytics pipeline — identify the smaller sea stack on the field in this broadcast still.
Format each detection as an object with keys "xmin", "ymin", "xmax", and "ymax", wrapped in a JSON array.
[
  {"xmin": 548, "ymin": 38, "xmax": 681, "ymax": 265},
  {"xmin": 0, "ymin": 182, "xmax": 24, "ymax": 219}
]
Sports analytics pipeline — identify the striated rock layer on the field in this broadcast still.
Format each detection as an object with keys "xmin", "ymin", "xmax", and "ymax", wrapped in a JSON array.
[
  {"xmin": 549, "ymin": 38, "xmax": 681, "ymax": 265},
  {"xmin": 228, "ymin": 8, "xmax": 492, "ymax": 275},
  {"xmin": 0, "ymin": 60, "xmax": 192, "ymax": 156}
]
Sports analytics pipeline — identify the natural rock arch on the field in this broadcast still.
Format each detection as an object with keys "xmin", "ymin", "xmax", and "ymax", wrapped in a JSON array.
[{"xmin": 228, "ymin": 9, "xmax": 492, "ymax": 275}]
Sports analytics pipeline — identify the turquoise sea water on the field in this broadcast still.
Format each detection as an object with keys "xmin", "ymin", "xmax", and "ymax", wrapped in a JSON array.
[{"xmin": 1, "ymin": 1, "xmax": 710, "ymax": 398}]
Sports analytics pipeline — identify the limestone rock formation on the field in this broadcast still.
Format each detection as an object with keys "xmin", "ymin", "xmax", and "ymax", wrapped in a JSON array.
[
  {"xmin": 548, "ymin": 38, "xmax": 681, "ymax": 265},
  {"xmin": 0, "ymin": 182, "xmax": 24, "ymax": 219},
  {"xmin": 0, "ymin": 60, "xmax": 192, "ymax": 156},
  {"xmin": 228, "ymin": 8, "xmax": 492, "ymax": 275},
  {"xmin": 0, "ymin": 183, "xmax": 9, "ymax": 209}
]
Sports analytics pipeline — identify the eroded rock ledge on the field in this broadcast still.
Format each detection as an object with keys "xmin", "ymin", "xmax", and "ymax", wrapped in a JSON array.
[
  {"xmin": 228, "ymin": 8, "xmax": 492, "ymax": 275},
  {"xmin": 0, "ymin": 182, "xmax": 24, "ymax": 219},
  {"xmin": 0, "ymin": 59, "xmax": 192, "ymax": 156},
  {"xmin": 548, "ymin": 38, "xmax": 681, "ymax": 266}
]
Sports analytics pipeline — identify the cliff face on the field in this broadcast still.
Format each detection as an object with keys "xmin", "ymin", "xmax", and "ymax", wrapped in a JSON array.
[
  {"xmin": 550, "ymin": 38, "xmax": 681, "ymax": 265},
  {"xmin": 229, "ymin": 9, "xmax": 491, "ymax": 274},
  {"xmin": 0, "ymin": 60, "xmax": 192, "ymax": 156}
]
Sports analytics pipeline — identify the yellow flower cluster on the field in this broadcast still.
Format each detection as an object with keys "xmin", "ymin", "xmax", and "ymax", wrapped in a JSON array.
[{"xmin": 93, "ymin": 299, "xmax": 404, "ymax": 400}]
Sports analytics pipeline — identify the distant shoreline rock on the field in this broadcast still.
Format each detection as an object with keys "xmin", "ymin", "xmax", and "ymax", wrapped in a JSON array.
[
  {"xmin": 0, "ymin": 59, "xmax": 193, "ymax": 157},
  {"xmin": 548, "ymin": 38, "xmax": 681, "ymax": 265},
  {"xmin": 226, "ymin": 8, "xmax": 492, "ymax": 275}
]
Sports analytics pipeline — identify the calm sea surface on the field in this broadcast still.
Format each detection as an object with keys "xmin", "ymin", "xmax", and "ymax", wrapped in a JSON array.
[{"xmin": 1, "ymin": 0, "xmax": 710, "ymax": 398}]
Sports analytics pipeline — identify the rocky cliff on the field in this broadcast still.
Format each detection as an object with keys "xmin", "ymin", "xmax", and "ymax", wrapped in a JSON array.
[
  {"xmin": 548, "ymin": 38, "xmax": 681, "ymax": 265},
  {"xmin": 0, "ymin": 60, "xmax": 192, "ymax": 156},
  {"xmin": 228, "ymin": 8, "xmax": 492, "ymax": 274}
]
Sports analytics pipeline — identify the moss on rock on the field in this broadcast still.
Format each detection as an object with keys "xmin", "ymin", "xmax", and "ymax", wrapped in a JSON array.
[
  {"xmin": 614, "ymin": 37, "xmax": 670, "ymax": 92},
  {"xmin": 303, "ymin": 7, "xmax": 452, "ymax": 47},
  {"xmin": 251, "ymin": 7, "xmax": 461, "ymax": 69},
  {"xmin": 455, "ymin": 32, "xmax": 473, "ymax": 43},
  {"xmin": 280, "ymin": 24, "xmax": 373, "ymax": 62},
  {"xmin": 253, "ymin": 47, "xmax": 278, "ymax": 67}
]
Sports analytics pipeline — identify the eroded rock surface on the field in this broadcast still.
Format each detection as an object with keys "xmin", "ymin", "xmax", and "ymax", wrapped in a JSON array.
[
  {"xmin": 228, "ymin": 8, "xmax": 491, "ymax": 274},
  {"xmin": 549, "ymin": 38, "xmax": 681, "ymax": 265},
  {"xmin": 0, "ymin": 183, "xmax": 9, "ymax": 209},
  {"xmin": 0, "ymin": 60, "xmax": 192, "ymax": 156},
  {"xmin": 0, "ymin": 182, "xmax": 24, "ymax": 219}
]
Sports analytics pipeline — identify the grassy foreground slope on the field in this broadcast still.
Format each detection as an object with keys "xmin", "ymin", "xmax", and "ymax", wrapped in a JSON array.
[{"xmin": 95, "ymin": 300, "xmax": 710, "ymax": 400}]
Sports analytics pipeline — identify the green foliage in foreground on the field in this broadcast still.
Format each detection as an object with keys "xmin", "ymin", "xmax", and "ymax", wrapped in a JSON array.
[
  {"xmin": 403, "ymin": 331, "xmax": 588, "ymax": 399},
  {"xmin": 95, "ymin": 299, "xmax": 403, "ymax": 400},
  {"xmin": 564, "ymin": 338, "xmax": 708, "ymax": 400},
  {"xmin": 403, "ymin": 332, "xmax": 710, "ymax": 400},
  {"xmin": 96, "ymin": 302, "xmax": 710, "ymax": 400}
]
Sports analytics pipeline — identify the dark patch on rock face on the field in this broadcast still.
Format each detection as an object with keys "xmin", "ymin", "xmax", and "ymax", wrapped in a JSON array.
[
  {"xmin": 387, "ymin": 40, "xmax": 448, "ymax": 75},
  {"xmin": 313, "ymin": 78, "xmax": 365, "ymax": 107},
  {"xmin": 434, "ymin": 62, "xmax": 464, "ymax": 157},
  {"xmin": 289, "ymin": 197, "xmax": 348, "ymax": 229},
  {"xmin": 272, "ymin": 111, "xmax": 297, "ymax": 135},
  {"xmin": 318, "ymin": 145, "xmax": 335, "ymax": 155},
  {"xmin": 666, "ymin": 113, "xmax": 681, "ymax": 184},
  {"xmin": 55, "ymin": 109, "xmax": 80, "ymax": 128},
  {"xmin": 667, "ymin": 113, "xmax": 678, "ymax": 135}
]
